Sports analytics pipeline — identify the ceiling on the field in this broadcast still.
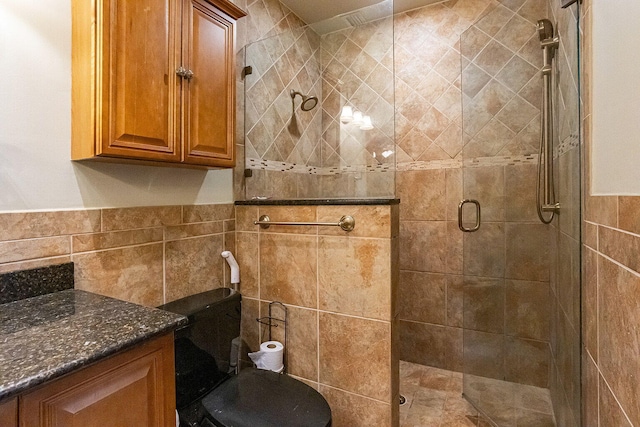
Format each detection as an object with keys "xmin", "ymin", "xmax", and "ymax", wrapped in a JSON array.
[{"xmin": 279, "ymin": 0, "xmax": 444, "ymax": 26}]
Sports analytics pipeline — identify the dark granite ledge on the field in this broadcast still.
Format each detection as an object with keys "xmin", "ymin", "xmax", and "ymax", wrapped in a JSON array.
[
  {"xmin": 0, "ymin": 290, "xmax": 186, "ymax": 400},
  {"xmin": 235, "ymin": 198, "xmax": 400, "ymax": 206}
]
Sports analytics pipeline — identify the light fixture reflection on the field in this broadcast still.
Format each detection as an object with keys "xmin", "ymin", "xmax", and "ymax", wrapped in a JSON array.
[
  {"xmin": 352, "ymin": 111, "xmax": 364, "ymax": 126},
  {"xmin": 360, "ymin": 116, "xmax": 373, "ymax": 130},
  {"xmin": 340, "ymin": 106, "xmax": 353, "ymax": 123}
]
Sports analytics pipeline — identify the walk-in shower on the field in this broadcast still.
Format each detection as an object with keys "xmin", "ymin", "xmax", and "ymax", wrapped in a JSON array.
[
  {"xmin": 460, "ymin": 2, "xmax": 582, "ymax": 426},
  {"xmin": 241, "ymin": 0, "xmax": 582, "ymax": 426}
]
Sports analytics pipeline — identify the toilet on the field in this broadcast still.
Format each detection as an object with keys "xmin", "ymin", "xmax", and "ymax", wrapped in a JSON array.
[{"xmin": 160, "ymin": 288, "xmax": 332, "ymax": 427}]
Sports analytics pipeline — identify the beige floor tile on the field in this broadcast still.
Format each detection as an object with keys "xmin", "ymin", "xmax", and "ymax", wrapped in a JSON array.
[{"xmin": 399, "ymin": 361, "xmax": 557, "ymax": 427}]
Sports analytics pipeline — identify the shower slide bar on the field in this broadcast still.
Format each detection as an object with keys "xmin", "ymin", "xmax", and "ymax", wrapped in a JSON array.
[
  {"xmin": 536, "ymin": 19, "xmax": 561, "ymax": 224},
  {"xmin": 254, "ymin": 215, "xmax": 356, "ymax": 232}
]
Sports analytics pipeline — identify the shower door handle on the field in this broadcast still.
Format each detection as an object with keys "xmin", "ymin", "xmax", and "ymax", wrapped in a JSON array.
[{"xmin": 458, "ymin": 199, "xmax": 481, "ymax": 232}]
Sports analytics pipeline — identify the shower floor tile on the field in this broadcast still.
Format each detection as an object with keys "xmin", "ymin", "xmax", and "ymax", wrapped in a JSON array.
[{"xmin": 399, "ymin": 361, "xmax": 556, "ymax": 427}]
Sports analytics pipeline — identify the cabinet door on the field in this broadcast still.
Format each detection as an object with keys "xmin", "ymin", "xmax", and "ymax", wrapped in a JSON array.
[
  {"xmin": 99, "ymin": 0, "xmax": 182, "ymax": 162},
  {"xmin": 181, "ymin": 0, "xmax": 237, "ymax": 167},
  {"xmin": 0, "ymin": 398, "xmax": 17, "ymax": 427},
  {"xmin": 20, "ymin": 334, "xmax": 176, "ymax": 427}
]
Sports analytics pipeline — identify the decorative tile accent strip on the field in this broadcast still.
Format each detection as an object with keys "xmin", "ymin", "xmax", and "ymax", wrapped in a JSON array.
[
  {"xmin": 248, "ymin": 154, "xmax": 539, "ymax": 175},
  {"xmin": 0, "ymin": 262, "xmax": 74, "ymax": 304},
  {"xmin": 397, "ymin": 159, "xmax": 462, "ymax": 171},
  {"xmin": 556, "ymin": 133, "xmax": 580, "ymax": 157},
  {"xmin": 246, "ymin": 158, "xmax": 393, "ymax": 175},
  {"xmin": 462, "ymin": 154, "xmax": 539, "ymax": 168}
]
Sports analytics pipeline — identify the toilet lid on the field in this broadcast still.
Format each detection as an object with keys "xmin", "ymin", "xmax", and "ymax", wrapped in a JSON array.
[{"xmin": 201, "ymin": 368, "xmax": 331, "ymax": 427}]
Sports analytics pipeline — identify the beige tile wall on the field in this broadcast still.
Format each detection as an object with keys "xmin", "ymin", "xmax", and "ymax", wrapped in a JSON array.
[
  {"xmin": 233, "ymin": 0, "xmax": 311, "ymax": 201},
  {"xmin": 244, "ymin": 26, "xmax": 322, "ymax": 166},
  {"xmin": 236, "ymin": 203, "xmax": 400, "ymax": 427},
  {"xmin": 581, "ymin": 0, "xmax": 640, "ymax": 425},
  {"xmin": 240, "ymin": 1, "xmax": 396, "ymax": 200},
  {"xmin": 0, "ymin": 204, "xmax": 236, "ymax": 306}
]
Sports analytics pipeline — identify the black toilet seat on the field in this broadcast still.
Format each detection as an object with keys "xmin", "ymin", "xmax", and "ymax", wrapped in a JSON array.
[{"xmin": 201, "ymin": 368, "xmax": 332, "ymax": 427}]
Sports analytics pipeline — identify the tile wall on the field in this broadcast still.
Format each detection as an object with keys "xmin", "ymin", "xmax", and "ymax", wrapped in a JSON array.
[
  {"xmin": 396, "ymin": 0, "xmax": 552, "ymax": 390},
  {"xmin": 0, "ymin": 205, "xmax": 236, "ymax": 306},
  {"xmin": 581, "ymin": 0, "xmax": 640, "ymax": 425},
  {"xmin": 241, "ymin": 6, "xmax": 395, "ymax": 199},
  {"xmin": 233, "ymin": 0, "xmax": 309, "ymax": 200},
  {"xmin": 315, "ymin": 16, "xmax": 396, "ymax": 199},
  {"xmin": 235, "ymin": 203, "xmax": 400, "ymax": 427},
  {"xmin": 244, "ymin": 26, "xmax": 322, "ymax": 170},
  {"xmin": 239, "ymin": 0, "xmax": 320, "ymax": 200}
]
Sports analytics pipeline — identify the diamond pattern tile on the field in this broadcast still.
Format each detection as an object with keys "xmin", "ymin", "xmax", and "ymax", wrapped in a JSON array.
[
  {"xmin": 475, "ymin": 40, "xmax": 514, "ymax": 76},
  {"xmin": 243, "ymin": 0, "xmax": 546, "ymax": 199},
  {"xmin": 475, "ymin": 4, "xmax": 514, "ymax": 36},
  {"xmin": 496, "ymin": 55, "xmax": 538, "ymax": 92},
  {"xmin": 495, "ymin": 95, "xmax": 539, "ymax": 133},
  {"xmin": 495, "ymin": 14, "xmax": 536, "ymax": 53}
]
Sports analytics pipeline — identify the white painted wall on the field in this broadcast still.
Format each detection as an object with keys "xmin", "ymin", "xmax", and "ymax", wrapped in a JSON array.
[
  {"xmin": 0, "ymin": 1, "xmax": 233, "ymax": 212},
  {"xmin": 591, "ymin": 0, "xmax": 640, "ymax": 195}
]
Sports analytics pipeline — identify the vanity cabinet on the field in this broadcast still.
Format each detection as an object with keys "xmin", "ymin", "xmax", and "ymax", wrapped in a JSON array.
[
  {"xmin": 71, "ymin": 0, "xmax": 245, "ymax": 168},
  {"xmin": 19, "ymin": 334, "xmax": 175, "ymax": 427},
  {"xmin": 0, "ymin": 398, "xmax": 17, "ymax": 427}
]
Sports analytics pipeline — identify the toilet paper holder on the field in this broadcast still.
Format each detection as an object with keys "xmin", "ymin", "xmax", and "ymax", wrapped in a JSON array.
[{"xmin": 256, "ymin": 301, "xmax": 288, "ymax": 374}]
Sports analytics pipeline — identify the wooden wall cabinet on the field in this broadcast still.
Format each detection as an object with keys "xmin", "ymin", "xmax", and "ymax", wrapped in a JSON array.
[
  {"xmin": 72, "ymin": 0, "xmax": 245, "ymax": 168},
  {"xmin": 19, "ymin": 334, "xmax": 175, "ymax": 427}
]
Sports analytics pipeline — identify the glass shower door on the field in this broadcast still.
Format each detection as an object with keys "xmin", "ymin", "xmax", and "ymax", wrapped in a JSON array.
[{"xmin": 460, "ymin": 3, "xmax": 581, "ymax": 426}]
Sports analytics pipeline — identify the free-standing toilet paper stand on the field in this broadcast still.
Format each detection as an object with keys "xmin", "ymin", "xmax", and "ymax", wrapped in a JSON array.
[{"xmin": 256, "ymin": 301, "xmax": 289, "ymax": 374}]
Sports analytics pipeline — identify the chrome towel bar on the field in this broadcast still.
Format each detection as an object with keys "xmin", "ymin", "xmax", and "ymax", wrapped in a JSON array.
[{"xmin": 254, "ymin": 215, "xmax": 356, "ymax": 232}]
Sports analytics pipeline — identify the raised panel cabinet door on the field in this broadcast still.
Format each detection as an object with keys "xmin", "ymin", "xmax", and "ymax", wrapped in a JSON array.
[
  {"xmin": 100, "ymin": 0, "xmax": 182, "ymax": 162},
  {"xmin": 181, "ymin": 0, "xmax": 240, "ymax": 167},
  {"xmin": 20, "ymin": 334, "xmax": 176, "ymax": 427},
  {"xmin": 0, "ymin": 398, "xmax": 17, "ymax": 427}
]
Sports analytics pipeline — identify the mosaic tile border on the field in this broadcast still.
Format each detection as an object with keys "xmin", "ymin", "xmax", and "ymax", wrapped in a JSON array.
[
  {"xmin": 247, "ymin": 154, "xmax": 540, "ymax": 174},
  {"xmin": 246, "ymin": 157, "xmax": 393, "ymax": 175},
  {"xmin": 556, "ymin": 133, "xmax": 580, "ymax": 157}
]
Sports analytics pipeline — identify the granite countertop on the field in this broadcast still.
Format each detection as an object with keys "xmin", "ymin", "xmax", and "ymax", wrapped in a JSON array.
[
  {"xmin": 235, "ymin": 198, "xmax": 400, "ymax": 206},
  {"xmin": 0, "ymin": 289, "xmax": 186, "ymax": 400}
]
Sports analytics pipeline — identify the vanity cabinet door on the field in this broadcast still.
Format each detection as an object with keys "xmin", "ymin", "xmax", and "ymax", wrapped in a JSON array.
[
  {"xmin": 20, "ymin": 334, "xmax": 176, "ymax": 427},
  {"xmin": 0, "ymin": 398, "xmax": 17, "ymax": 427}
]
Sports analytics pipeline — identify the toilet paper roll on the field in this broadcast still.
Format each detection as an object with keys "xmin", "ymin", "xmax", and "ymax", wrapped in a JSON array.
[{"xmin": 248, "ymin": 340, "xmax": 284, "ymax": 372}]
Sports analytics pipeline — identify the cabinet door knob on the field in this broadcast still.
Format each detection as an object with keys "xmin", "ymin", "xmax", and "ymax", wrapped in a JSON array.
[{"xmin": 175, "ymin": 67, "xmax": 194, "ymax": 80}]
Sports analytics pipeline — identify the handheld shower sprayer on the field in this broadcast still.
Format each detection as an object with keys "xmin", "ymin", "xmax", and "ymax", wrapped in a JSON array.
[{"xmin": 536, "ymin": 18, "xmax": 554, "ymax": 41}]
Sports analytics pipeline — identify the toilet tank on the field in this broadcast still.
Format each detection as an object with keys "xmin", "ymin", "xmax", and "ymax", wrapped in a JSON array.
[{"xmin": 159, "ymin": 288, "xmax": 242, "ymax": 410}]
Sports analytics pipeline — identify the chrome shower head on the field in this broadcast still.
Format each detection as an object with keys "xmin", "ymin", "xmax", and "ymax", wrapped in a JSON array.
[
  {"xmin": 290, "ymin": 90, "xmax": 318, "ymax": 112},
  {"xmin": 537, "ymin": 19, "xmax": 554, "ymax": 42}
]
